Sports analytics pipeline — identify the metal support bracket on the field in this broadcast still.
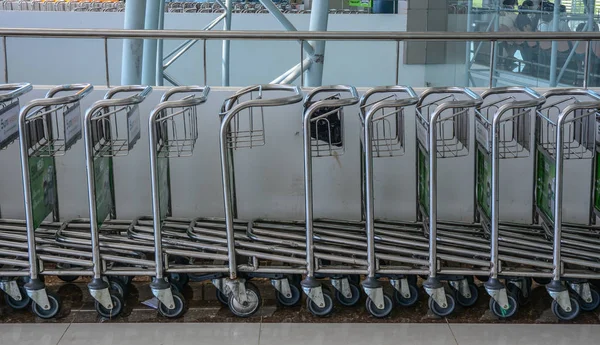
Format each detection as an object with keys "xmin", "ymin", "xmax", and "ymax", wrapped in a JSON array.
[
  {"xmin": 450, "ymin": 279, "xmax": 471, "ymax": 299},
  {"xmin": 226, "ymin": 278, "xmax": 248, "ymax": 305},
  {"xmin": 390, "ymin": 278, "xmax": 411, "ymax": 299},
  {"xmin": 548, "ymin": 289, "xmax": 572, "ymax": 312},
  {"xmin": 331, "ymin": 278, "xmax": 352, "ymax": 299},
  {"xmin": 27, "ymin": 288, "xmax": 50, "ymax": 311},
  {"xmin": 363, "ymin": 286, "xmax": 385, "ymax": 310},
  {"xmin": 271, "ymin": 278, "xmax": 292, "ymax": 299},
  {"xmin": 0, "ymin": 280, "xmax": 22, "ymax": 301},
  {"xmin": 486, "ymin": 287, "xmax": 509, "ymax": 310},
  {"xmin": 425, "ymin": 286, "xmax": 447, "ymax": 309},
  {"xmin": 151, "ymin": 287, "xmax": 175, "ymax": 310},
  {"xmin": 89, "ymin": 287, "xmax": 113, "ymax": 310},
  {"xmin": 569, "ymin": 282, "xmax": 593, "ymax": 304},
  {"xmin": 302, "ymin": 285, "xmax": 325, "ymax": 308}
]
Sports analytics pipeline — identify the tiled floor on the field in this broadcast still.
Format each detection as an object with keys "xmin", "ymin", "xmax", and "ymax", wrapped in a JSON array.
[{"xmin": 2, "ymin": 323, "xmax": 600, "ymax": 345}]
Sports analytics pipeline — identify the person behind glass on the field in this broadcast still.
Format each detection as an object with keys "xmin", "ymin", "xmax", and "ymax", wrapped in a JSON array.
[
  {"xmin": 499, "ymin": 0, "xmax": 519, "ymax": 70},
  {"xmin": 515, "ymin": 14, "xmax": 536, "ymax": 75}
]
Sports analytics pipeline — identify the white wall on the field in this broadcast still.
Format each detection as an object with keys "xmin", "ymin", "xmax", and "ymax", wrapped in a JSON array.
[
  {"xmin": 0, "ymin": 86, "xmax": 593, "ymax": 226},
  {"xmin": 0, "ymin": 11, "xmax": 436, "ymax": 87}
]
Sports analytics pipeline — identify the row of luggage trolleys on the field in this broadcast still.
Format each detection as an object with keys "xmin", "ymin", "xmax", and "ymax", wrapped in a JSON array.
[{"xmin": 0, "ymin": 82, "xmax": 599, "ymax": 321}]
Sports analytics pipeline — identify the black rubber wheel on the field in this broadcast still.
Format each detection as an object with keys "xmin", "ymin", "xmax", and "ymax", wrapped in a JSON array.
[
  {"xmin": 169, "ymin": 272, "xmax": 189, "ymax": 287},
  {"xmin": 216, "ymin": 288, "xmax": 229, "ymax": 306},
  {"xmin": 276, "ymin": 281, "xmax": 301, "ymax": 307},
  {"xmin": 95, "ymin": 292, "xmax": 123, "ymax": 319},
  {"xmin": 533, "ymin": 277, "xmax": 551, "ymax": 285},
  {"xmin": 348, "ymin": 275, "xmax": 361, "ymax": 285},
  {"xmin": 334, "ymin": 283, "xmax": 361, "ymax": 307},
  {"xmin": 406, "ymin": 275, "xmax": 418, "ymax": 286},
  {"xmin": 306, "ymin": 289, "xmax": 334, "ymax": 317},
  {"xmin": 228, "ymin": 282, "xmax": 262, "ymax": 318},
  {"xmin": 394, "ymin": 283, "xmax": 419, "ymax": 307},
  {"xmin": 578, "ymin": 287, "xmax": 600, "ymax": 312},
  {"xmin": 4, "ymin": 285, "xmax": 30, "ymax": 310},
  {"xmin": 552, "ymin": 296, "xmax": 581, "ymax": 321},
  {"xmin": 31, "ymin": 291, "xmax": 61, "ymax": 319},
  {"xmin": 365, "ymin": 294, "xmax": 393, "ymax": 318},
  {"xmin": 489, "ymin": 294, "xmax": 518, "ymax": 319},
  {"xmin": 428, "ymin": 293, "xmax": 456, "ymax": 317},
  {"xmin": 455, "ymin": 283, "xmax": 479, "ymax": 307},
  {"xmin": 56, "ymin": 263, "xmax": 79, "ymax": 282},
  {"xmin": 158, "ymin": 290, "xmax": 186, "ymax": 318},
  {"xmin": 109, "ymin": 278, "xmax": 127, "ymax": 298}
]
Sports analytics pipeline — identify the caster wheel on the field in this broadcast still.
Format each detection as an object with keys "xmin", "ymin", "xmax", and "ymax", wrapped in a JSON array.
[
  {"xmin": 170, "ymin": 281, "xmax": 184, "ymax": 294},
  {"xmin": 406, "ymin": 275, "xmax": 418, "ymax": 286},
  {"xmin": 365, "ymin": 294, "xmax": 393, "ymax": 318},
  {"xmin": 578, "ymin": 287, "xmax": 599, "ymax": 312},
  {"xmin": 428, "ymin": 293, "xmax": 456, "ymax": 317},
  {"xmin": 306, "ymin": 289, "xmax": 334, "ymax": 317},
  {"xmin": 169, "ymin": 272, "xmax": 189, "ymax": 287},
  {"xmin": 552, "ymin": 296, "xmax": 581, "ymax": 321},
  {"xmin": 4, "ymin": 285, "xmax": 31, "ymax": 310},
  {"xmin": 276, "ymin": 281, "xmax": 301, "ymax": 307},
  {"xmin": 455, "ymin": 283, "xmax": 479, "ymax": 307},
  {"xmin": 109, "ymin": 278, "xmax": 127, "ymax": 298},
  {"xmin": 56, "ymin": 263, "xmax": 79, "ymax": 282},
  {"xmin": 335, "ymin": 283, "xmax": 361, "ymax": 307},
  {"xmin": 228, "ymin": 282, "xmax": 262, "ymax": 318},
  {"xmin": 476, "ymin": 275, "xmax": 489, "ymax": 282},
  {"xmin": 508, "ymin": 281, "xmax": 530, "ymax": 306},
  {"xmin": 158, "ymin": 290, "xmax": 186, "ymax": 318},
  {"xmin": 489, "ymin": 294, "xmax": 518, "ymax": 319},
  {"xmin": 216, "ymin": 288, "xmax": 229, "ymax": 306},
  {"xmin": 348, "ymin": 275, "xmax": 361, "ymax": 285},
  {"xmin": 117, "ymin": 276, "xmax": 133, "ymax": 286},
  {"xmin": 95, "ymin": 292, "xmax": 123, "ymax": 319},
  {"xmin": 394, "ymin": 283, "xmax": 419, "ymax": 307},
  {"xmin": 533, "ymin": 277, "xmax": 551, "ymax": 285},
  {"xmin": 31, "ymin": 291, "xmax": 61, "ymax": 319}
]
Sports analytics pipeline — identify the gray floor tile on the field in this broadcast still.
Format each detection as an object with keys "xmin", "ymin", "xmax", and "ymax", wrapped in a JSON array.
[
  {"xmin": 450, "ymin": 324, "xmax": 600, "ymax": 345},
  {"xmin": 57, "ymin": 323, "xmax": 261, "ymax": 345},
  {"xmin": 0, "ymin": 324, "xmax": 69, "ymax": 345},
  {"xmin": 258, "ymin": 323, "xmax": 457, "ymax": 345}
]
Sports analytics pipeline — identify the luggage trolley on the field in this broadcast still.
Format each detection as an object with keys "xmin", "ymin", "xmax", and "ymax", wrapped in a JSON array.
[
  {"xmin": 415, "ymin": 87, "xmax": 484, "ymax": 316},
  {"xmin": 17, "ymin": 84, "xmax": 93, "ymax": 318},
  {"xmin": 206, "ymin": 84, "xmax": 304, "ymax": 317},
  {"xmin": 467, "ymin": 87, "xmax": 546, "ymax": 319},
  {"xmin": 300, "ymin": 85, "xmax": 363, "ymax": 316},
  {"xmin": 510, "ymin": 88, "xmax": 600, "ymax": 320},
  {"xmin": 0, "ymin": 83, "xmax": 33, "ymax": 308}
]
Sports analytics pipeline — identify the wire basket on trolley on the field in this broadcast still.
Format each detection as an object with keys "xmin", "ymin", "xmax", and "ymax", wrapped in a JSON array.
[
  {"xmin": 154, "ymin": 95, "xmax": 202, "ymax": 158},
  {"xmin": 220, "ymin": 85, "xmax": 267, "ymax": 150},
  {"xmin": 0, "ymin": 83, "xmax": 32, "ymax": 151},
  {"xmin": 89, "ymin": 102, "xmax": 142, "ymax": 158},
  {"xmin": 305, "ymin": 93, "xmax": 345, "ymax": 158}
]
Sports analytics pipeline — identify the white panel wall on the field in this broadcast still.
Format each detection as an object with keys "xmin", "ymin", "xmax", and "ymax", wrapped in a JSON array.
[{"xmin": 0, "ymin": 86, "xmax": 593, "ymax": 225}]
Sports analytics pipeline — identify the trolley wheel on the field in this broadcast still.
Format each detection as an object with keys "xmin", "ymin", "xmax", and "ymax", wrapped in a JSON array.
[
  {"xmin": 216, "ymin": 289, "xmax": 229, "ymax": 306},
  {"xmin": 276, "ymin": 281, "xmax": 301, "ymax": 307},
  {"xmin": 116, "ymin": 276, "xmax": 133, "ymax": 287},
  {"xmin": 454, "ymin": 283, "xmax": 479, "ymax": 307},
  {"xmin": 228, "ymin": 282, "xmax": 262, "ymax": 318},
  {"xmin": 476, "ymin": 275, "xmax": 489, "ymax": 283},
  {"xmin": 95, "ymin": 292, "xmax": 123, "ymax": 319},
  {"xmin": 428, "ymin": 293, "xmax": 456, "ymax": 317},
  {"xmin": 578, "ymin": 287, "xmax": 600, "ymax": 312},
  {"xmin": 109, "ymin": 278, "xmax": 127, "ymax": 298},
  {"xmin": 169, "ymin": 272, "xmax": 189, "ymax": 287},
  {"xmin": 158, "ymin": 290, "xmax": 186, "ymax": 319},
  {"xmin": 394, "ymin": 283, "xmax": 419, "ymax": 307},
  {"xmin": 4, "ymin": 285, "xmax": 31, "ymax": 310},
  {"xmin": 508, "ymin": 280, "xmax": 530, "ymax": 306},
  {"xmin": 56, "ymin": 263, "xmax": 79, "ymax": 282},
  {"xmin": 365, "ymin": 294, "xmax": 393, "ymax": 318},
  {"xmin": 348, "ymin": 275, "xmax": 361, "ymax": 285},
  {"xmin": 406, "ymin": 275, "xmax": 418, "ymax": 286},
  {"xmin": 334, "ymin": 283, "xmax": 361, "ymax": 307},
  {"xmin": 489, "ymin": 294, "xmax": 518, "ymax": 319},
  {"xmin": 306, "ymin": 289, "xmax": 334, "ymax": 317},
  {"xmin": 170, "ymin": 281, "xmax": 184, "ymax": 294},
  {"xmin": 533, "ymin": 277, "xmax": 551, "ymax": 285},
  {"xmin": 552, "ymin": 296, "xmax": 581, "ymax": 321},
  {"xmin": 31, "ymin": 291, "xmax": 61, "ymax": 319}
]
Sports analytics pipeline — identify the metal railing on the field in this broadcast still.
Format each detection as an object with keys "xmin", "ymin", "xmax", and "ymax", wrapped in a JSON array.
[{"xmin": 2, "ymin": 28, "xmax": 600, "ymax": 87}]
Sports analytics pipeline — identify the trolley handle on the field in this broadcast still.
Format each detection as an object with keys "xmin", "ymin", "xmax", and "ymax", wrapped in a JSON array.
[
  {"xmin": 303, "ymin": 85, "xmax": 359, "ymax": 108},
  {"xmin": 104, "ymin": 85, "xmax": 153, "ymax": 101},
  {"xmin": 160, "ymin": 85, "xmax": 210, "ymax": 103},
  {"xmin": 480, "ymin": 86, "xmax": 544, "ymax": 105},
  {"xmin": 543, "ymin": 88, "xmax": 600, "ymax": 101},
  {"xmin": 221, "ymin": 84, "xmax": 302, "ymax": 113},
  {"xmin": 359, "ymin": 86, "xmax": 418, "ymax": 121},
  {"xmin": 21, "ymin": 83, "xmax": 94, "ymax": 121},
  {"xmin": 416, "ymin": 86, "xmax": 482, "ymax": 110},
  {"xmin": 0, "ymin": 83, "xmax": 32, "ymax": 102}
]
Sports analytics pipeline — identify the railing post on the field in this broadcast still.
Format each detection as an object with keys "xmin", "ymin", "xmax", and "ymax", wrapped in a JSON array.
[
  {"xmin": 489, "ymin": 40, "xmax": 496, "ymax": 88},
  {"xmin": 584, "ymin": 40, "xmax": 591, "ymax": 89},
  {"xmin": 104, "ymin": 37, "xmax": 110, "ymax": 87},
  {"xmin": 2, "ymin": 36, "xmax": 7, "ymax": 83}
]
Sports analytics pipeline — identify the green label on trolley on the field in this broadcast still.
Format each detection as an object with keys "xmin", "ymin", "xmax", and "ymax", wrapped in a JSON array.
[
  {"xmin": 157, "ymin": 155, "xmax": 170, "ymax": 222},
  {"xmin": 349, "ymin": 0, "xmax": 372, "ymax": 7},
  {"xmin": 418, "ymin": 147, "xmax": 429, "ymax": 214},
  {"xmin": 29, "ymin": 156, "xmax": 55, "ymax": 229},
  {"xmin": 536, "ymin": 151, "xmax": 556, "ymax": 223},
  {"xmin": 94, "ymin": 156, "xmax": 113, "ymax": 228},
  {"xmin": 595, "ymin": 153, "xmax": 600, "ymax": 214},
  {"xmin": 476, "ymin": 149, "xmax": 492, "ymax": 219}
]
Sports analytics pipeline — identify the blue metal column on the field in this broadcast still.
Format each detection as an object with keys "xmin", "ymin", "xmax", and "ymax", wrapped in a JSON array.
[
  {"xmin": 121, "ymin": 0, "xmax": 146, "ymax": 85},
  {"xmin": 549, "ymin": 0, "xmax": 561, "ymax": 87},
  {"xmin": 222, "ymin": 0, "xmax": 232, "ymax": 86},
  {"xmin": 305, "ymin": 0, "xmax": 329, "ymax": 87},
  {"xmin": 142, "ymin": 0, "xmax": 162, "ymax": 85}
]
